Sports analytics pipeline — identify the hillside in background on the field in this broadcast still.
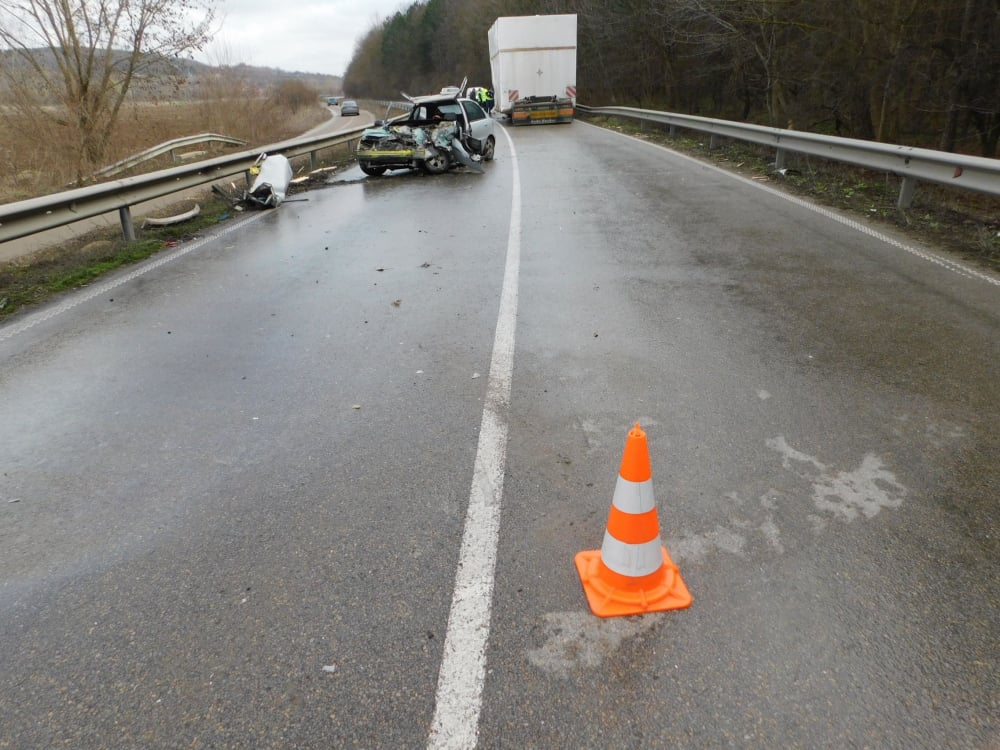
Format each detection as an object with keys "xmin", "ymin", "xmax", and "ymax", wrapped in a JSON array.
[
  {"xmin": 0, "ymin": 50, "xmax": 342, "ymax": 101},
  {"xmin": 180, "ymin": 61, "xmax": 343, "ymax": 98}
]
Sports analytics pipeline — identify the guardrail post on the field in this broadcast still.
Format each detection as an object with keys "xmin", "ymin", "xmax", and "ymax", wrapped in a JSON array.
[
  {"xmin": 897, "ymin": 176, "xmax": 916, "ymax": 209},
  {"xmin": 310, "ymin": 150, "xmax": 318, "ymax": 171},
  {"xmin": 709, "ymin": 134, "xmax": 719, "ymax": 149},
  {"xmin": 774, "ymin": 148, "xmax": 787, "ymax": 171},
  {"xmin": 119, "ymin": 206, "xmax": 136, "ymax": 242},
  {"xmin": 669, "ymin": 124, "xmax": 677, "ymax": 136}
]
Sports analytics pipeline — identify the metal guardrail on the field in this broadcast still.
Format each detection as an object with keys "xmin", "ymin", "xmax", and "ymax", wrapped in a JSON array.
[
  {"xmin": 92, "ymin": 133, "xmax": 248, "ymax": 179},
  {"xmin": 576, "ymin": 105, "xmax": 1000, "ymax": 208},
  {"xmin": 4, "ymin": 103, "xmax": 996, "ymax": 247},
  {"xmin": 0, "ymin": 124, "xmax": 368, "ymax": 244},
  {"xmin": 368, "ymin": 100, "xmax": 411, "ymax": 120}
]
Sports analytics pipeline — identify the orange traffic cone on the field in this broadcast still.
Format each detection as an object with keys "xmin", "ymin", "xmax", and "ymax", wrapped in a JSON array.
[{"xmin": 575, "ymin": 422, "xmax": 692, "ymax": 617}]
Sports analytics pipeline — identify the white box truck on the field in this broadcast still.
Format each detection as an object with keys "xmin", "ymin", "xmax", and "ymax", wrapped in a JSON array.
[{"xmin": 488, "ymin": 14, "xmax": 577, "ymax": 125}]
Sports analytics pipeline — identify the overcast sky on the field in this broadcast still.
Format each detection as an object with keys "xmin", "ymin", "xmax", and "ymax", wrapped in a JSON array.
[{"xmin": 197, "ymin": 1, "xmax": 411, "ymax": 78}]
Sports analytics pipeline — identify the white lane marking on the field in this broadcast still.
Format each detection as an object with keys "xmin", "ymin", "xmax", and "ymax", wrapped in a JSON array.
[
  {"xmin": 584, "ymin": 121, "xmax": 1000, "ymax": 288},
  {"xmin": 427, "ymin": 126, "xmax": 520, "ymax": 750},
  {"xmin": 0, "ymin": 212, "xmax": 268, "ymax": 343}
]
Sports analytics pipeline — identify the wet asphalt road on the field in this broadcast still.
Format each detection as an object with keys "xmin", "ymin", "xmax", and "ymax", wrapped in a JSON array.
[{"xmin": 0, "ymin": 121, "xmax": 997, "ymax": 749}]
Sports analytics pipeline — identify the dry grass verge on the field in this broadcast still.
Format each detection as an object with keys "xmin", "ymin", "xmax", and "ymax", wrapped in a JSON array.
[
  {"xmin": 0, "ymin": 98, "xmax": 331, "ymax": 203},
  {"xmin": 0, "ymin": 196, "xmax": 234, "ymax": 317}
]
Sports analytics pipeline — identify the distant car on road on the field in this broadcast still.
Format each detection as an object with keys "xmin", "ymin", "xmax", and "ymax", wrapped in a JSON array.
[
  {"xmin": 326, "ymin": 96, "xmax": 340, "ymax": 106},
  {"xmin": 340, "ymin": 100, "xmax": 360, "ymax": 116}
]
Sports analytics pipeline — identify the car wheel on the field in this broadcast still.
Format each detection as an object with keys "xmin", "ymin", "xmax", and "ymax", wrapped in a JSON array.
[
  {"xmin": 421, "ymin": 149, "xmax": 449, "ymax": 175},
  {"xmin": 360, "ymin": 163, "xmax": 387, "ymax": 176},
  {"xmin": 481, "ymin": 136, "xmax": 496, "ymax": 161}
]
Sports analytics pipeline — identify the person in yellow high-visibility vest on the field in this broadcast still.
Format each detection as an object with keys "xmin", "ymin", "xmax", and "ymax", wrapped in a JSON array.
[{"xmin": 477, "ymin": 87, "xmax": 494, "ymax": 114}]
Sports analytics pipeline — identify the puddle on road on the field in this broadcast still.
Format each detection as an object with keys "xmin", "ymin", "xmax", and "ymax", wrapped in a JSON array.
[
  {"xmin": 765, "ymin": 435, "xmax": 907, "ymax": 522},
  {"xmin": 665, "ymin": 436, "xmax": 909, "ymax": 568},
  {"xmin": 527, "ymin": 611, "xmax": 659, "ymax": 678}
]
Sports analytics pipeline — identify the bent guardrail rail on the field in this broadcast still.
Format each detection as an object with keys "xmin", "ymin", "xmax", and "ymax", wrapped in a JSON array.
[
  {"xmin": 0, "ymin": 124, "xmax": 369, "ymax": 244},
  {"xmin": 576, "ymin": 105, "xmax": 1000, "ymax": 208},
  {"xmin": 91, "ymin": 133, "xmax": 249, "ymax": 180}
]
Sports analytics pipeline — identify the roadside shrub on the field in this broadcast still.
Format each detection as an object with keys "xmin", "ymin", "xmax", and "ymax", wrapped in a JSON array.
[{"xmin": 272, "ymin": 80, "xmax": 320, "ymax": 113}]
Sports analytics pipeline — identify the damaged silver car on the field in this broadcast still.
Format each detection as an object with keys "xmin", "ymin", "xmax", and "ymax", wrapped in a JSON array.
[{"xmin": 356, "ymin": 80, "xmax": 496, "ymax": 177}]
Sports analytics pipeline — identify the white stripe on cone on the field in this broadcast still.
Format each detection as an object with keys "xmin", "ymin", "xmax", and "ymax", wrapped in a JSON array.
[
  {"xmin": 600, "ymin": 534, "xmax": 663, "ymax": 578},
  {"xmin": 611, "ymin": 475, "xmax": 656, "ymax": 514}
]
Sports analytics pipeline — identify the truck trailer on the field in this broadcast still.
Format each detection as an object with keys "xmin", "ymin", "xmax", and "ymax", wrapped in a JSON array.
[{"xmin": 487, "ymin": 14, "xmax": 577, "ymax": 125}]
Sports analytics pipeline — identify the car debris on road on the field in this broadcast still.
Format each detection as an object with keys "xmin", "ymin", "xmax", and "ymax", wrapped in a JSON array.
[
  {"xmin": 212, "ymin": 153, "xmax": 300, "ymax": 211},
  {"xmin": 244, "ymin": 153, "xmax": 293, "ymax": 208},
  {"xmin": 141, "ymin": 203, "xmax": 201, "ymax": 228}
]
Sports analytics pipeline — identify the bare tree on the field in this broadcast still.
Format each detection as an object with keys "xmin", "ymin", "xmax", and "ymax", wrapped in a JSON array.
[{"xmin": 0, "ymin": 0, "xmax": 217, "ymax": 182}]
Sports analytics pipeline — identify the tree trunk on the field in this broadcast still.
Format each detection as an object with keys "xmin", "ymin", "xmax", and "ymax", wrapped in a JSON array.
[{"xmin": 938, "ymin": 0, "xmax": 975, "ymax": 152}]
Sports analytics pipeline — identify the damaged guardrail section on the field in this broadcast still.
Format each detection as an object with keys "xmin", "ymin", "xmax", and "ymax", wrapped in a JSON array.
[
  {"xmin": 92, "ymin": 133, "xmax": 249, "ymax": 180},
  {"xmin": 0, "ymin": 125, "xmax": 369, "ymax": 244},
  {"xmin": 576, "ymin": 105, "xmax": 1000, "ymax": 208}
]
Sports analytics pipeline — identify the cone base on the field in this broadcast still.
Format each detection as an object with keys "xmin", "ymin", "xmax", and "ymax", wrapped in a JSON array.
[{"xmin": 574, "ymin": 547, "xmax": 692, "ymax": 618}]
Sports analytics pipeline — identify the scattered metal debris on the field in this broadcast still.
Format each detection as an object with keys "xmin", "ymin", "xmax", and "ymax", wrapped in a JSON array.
[
  {"xmin": 244, "ymin": 153, "xmax": 293, "ymax": 208},
  {"xmin": 212, "ymin": 158, "xmax": 337, "ymax": 212},
  {"xmin": 142, "ymin": 203, "xmax": 201, "ymax": 228}
]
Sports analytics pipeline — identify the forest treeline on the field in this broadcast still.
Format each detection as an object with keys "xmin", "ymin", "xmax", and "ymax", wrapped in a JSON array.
[{"xmin": 343, "ymin": 0, "xmax": 1000, "ymax": 156}]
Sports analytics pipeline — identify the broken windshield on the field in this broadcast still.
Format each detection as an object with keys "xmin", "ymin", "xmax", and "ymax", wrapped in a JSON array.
[{"xmin": 412, "ymin": 102, "xmax": 463, "ymax": 121}]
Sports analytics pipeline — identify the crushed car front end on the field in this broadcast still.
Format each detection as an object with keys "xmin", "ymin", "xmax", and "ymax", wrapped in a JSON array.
[
  {"xmin": 356, "ymin": 124, "xmax": 422, "ymax": 176},
  {"xmin": 356, "ymin": 120, "xmax": 479, "ymax": 176}
]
